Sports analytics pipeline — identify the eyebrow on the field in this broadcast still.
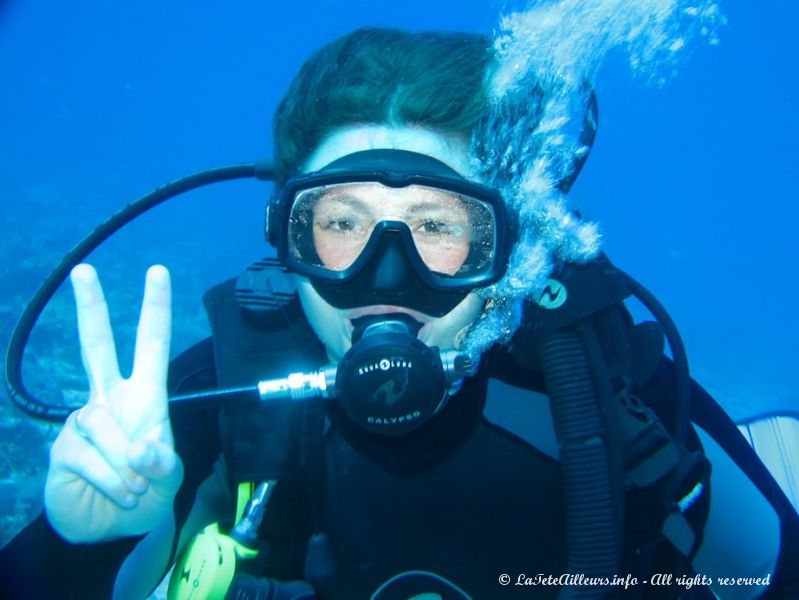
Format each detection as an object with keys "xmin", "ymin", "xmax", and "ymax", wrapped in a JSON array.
[
  {"xmin": 407, "ymin": 200, "xmax": 455, "ymax": 211},
  {"xmin": 316, "ymin": 191, "xmax": 372, "ymax": 214},
  {"xmin": 316, "ymin": 185, "xmax": 469, "ymax": 220},
  {"xmin": 405, "ymin": 200, "xmax": 469, "ymax": 220}
]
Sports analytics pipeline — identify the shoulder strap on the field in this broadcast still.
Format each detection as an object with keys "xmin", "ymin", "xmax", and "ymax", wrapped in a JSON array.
[
  {"xmin": 587, "ymin": 306, "xmax": 712, "ymax": 595},
  {"xmin": 202, "ymin": 270, "xmax": 326, "ymax": 485},
  {"xmin": 202, "ymin": 275, "xmax": 325, "ymax": 387}
]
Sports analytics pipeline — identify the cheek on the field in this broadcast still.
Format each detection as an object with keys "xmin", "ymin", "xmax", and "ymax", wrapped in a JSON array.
[
  {"xmin": 444, "ymin": 243, "xmax": 471, "ymax": 275},
  {"xmin": 424, "ymin": 293, "xmax": 485, "ymax": 349},
  {"xmin": 314, "ymin": 233, "xmax": 344, "ymax": 269},
  {"xmin": 314, "ymin": 234, "xmax": 352, "ymax": 271},
  {"xmin": 313, "ymin": 227, "xmax": 367, "ymax": 272},
  {"xmin": 416, "ymin": 240, "xmax": 471, "ymax": 275},
  {"xmin": 295, "ymin": 278, "xmax": 350, "ymax": 362}
]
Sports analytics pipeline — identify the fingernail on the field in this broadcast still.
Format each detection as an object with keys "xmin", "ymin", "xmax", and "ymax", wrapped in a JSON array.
[
  {"xmin": 131, "ymin": 475, "xmax": 148, "ymax": 492},
  {"xmin": 124, "ymin": 493, "xmax": 138, "ymax": 507}
]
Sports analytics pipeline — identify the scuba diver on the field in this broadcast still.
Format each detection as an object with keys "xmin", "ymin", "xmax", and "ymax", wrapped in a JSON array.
[{"xmin": 1, "ymin": 26, "xmax": 798, "ymax": 600}]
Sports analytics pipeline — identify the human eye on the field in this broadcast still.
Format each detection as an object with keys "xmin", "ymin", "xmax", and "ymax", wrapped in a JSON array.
[
  {"xmin": 322, "ymin": 217, "xmax": 359, "ymax": 232},
  {"xmin": 314, "ymin": 199, "xmax": 370, "ymax": 236},
  {"xmin": 419, "ymin": 220, "xmax": 463, "ymax": 237}
]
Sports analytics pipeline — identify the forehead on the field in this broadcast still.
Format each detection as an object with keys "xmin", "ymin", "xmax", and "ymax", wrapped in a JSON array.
[
  {"xmin": 303, "ymin": 125, "xmax": 476, "ymax": 178},
  {"xmin": 311, "ymin": 182, "xmax": 471, "ymax": 213}
]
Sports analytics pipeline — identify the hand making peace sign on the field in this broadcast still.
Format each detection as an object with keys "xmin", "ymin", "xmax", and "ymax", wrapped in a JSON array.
[{"xmin": 45, "ymin": 264, "xmax": 183, "ymax": 543}]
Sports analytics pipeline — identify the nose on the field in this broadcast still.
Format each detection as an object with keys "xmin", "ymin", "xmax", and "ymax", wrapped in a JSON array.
[{"xmin": 369, "ymin": 229, "xmax": 412, "ymax": 297}]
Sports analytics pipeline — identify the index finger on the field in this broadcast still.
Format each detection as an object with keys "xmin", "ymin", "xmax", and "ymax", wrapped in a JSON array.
[
  {"xmin": 71, "ymin": 264, "xmax": 122, "ymax": 396},
  {"xmin": 131, "ymin": 265, "xmax": 172, "ymax": 388}
]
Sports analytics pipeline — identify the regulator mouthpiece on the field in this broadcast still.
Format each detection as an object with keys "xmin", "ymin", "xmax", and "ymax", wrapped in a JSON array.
[{"xmin": 336, "ymin": 314, "xmax": 470, "ymax": 436}]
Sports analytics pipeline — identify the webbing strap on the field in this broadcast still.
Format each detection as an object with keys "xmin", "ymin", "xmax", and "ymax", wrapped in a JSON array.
[{"xmin": 235, "ymin": 481, "xmax": 256, "ymax": 523}]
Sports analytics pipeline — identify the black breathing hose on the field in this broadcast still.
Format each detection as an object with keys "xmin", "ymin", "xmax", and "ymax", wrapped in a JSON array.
[
  {"xmin": 533, "ymin": 267, "xmax": 694, "ymax": 600},
  {"xmin": 4, "ymin": 161, "xmax": 273, "ymax": 422},
  {"xmin": 537, "ymin": 329, "xmax": 619, "ymax": 600}
]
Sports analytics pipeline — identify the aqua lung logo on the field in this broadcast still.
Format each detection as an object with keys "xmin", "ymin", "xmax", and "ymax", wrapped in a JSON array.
[
  {"xmin": 373, "ymin": 379, "xmax": 405, "ymax": 406},
  {"xmin": 357, "ymin": 358, "xmax": 414, "ymax": 375},
  {"xmin": 366, "ymin": 371, "xmax": 417, "ymax": 424},
  {"xmin": 358, "ymin": 354, "xmax": 416, "ymax": 425},
  {"xmin": 537, "ymin": 278, "xmax": 568, "ymax": 309}
]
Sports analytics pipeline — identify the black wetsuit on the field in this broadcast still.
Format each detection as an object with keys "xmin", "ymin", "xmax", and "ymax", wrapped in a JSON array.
[{"xmin": 2, "ymin": 282, "xmax": 798, "ymax": 600}]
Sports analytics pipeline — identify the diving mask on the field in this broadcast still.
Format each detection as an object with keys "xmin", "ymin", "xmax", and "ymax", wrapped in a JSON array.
[{"xmin": 267, "ymin": 149, "xmax": 514, "ymax": 316}]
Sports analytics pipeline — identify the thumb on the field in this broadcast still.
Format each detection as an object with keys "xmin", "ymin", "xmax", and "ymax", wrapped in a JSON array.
[{"xmin": 127, "ymin": 439, "xmax": 183, "ymax": 494}]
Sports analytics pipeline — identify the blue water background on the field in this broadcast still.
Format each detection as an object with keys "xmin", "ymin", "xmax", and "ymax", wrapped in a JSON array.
[{"xmin": 0, "ymin": 0, "xmax": 796, "ymax": 540}]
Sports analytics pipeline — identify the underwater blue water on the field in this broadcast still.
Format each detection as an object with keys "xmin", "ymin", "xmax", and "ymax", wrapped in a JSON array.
[{"xmin": 0, "ymin": 0, "xmax": 796, "ymax": 548}]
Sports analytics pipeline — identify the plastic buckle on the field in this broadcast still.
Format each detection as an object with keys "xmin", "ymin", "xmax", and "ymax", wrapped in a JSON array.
[{"xmin": 617, "ymin": 388, "xmax": 680, "ymax": 488}]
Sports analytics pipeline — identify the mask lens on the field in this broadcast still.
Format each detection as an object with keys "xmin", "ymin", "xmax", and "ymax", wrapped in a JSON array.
[{"xmin": 287, "ymin": 182, "xmax": 497, "ymax": 280}]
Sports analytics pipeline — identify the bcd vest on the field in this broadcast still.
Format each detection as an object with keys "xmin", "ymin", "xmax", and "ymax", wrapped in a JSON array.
[{"xmin": 196, "ymin": 255, "xmax": 713, "ymax": 600}]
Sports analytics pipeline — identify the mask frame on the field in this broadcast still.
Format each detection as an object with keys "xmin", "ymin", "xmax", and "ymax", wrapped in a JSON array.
[{"xmin": 267, "ymin": 150, "xmax": 516, "ymax": 294}]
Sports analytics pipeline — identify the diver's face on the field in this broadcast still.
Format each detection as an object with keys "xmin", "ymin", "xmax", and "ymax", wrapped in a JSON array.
[
  {"xmin": 311, "ymin": 182, "xmax": 472, "ymax": 275},
  {"xmin": 295, "ymin": 125, "xmax": 485, "ymax": 363}
]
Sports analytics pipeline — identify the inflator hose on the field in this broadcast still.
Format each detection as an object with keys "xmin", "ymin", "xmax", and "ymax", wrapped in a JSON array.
[
  {"xmin": 538, "ymin": 329, "xmax": 619, "ymax": 600},
  {"xmin": 619, "ymin": 273, "xmax": 690, "ymax": 446},
  {"xmin": 4, "ymin": 161, "xmax": 273, "ymax": 422}
]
